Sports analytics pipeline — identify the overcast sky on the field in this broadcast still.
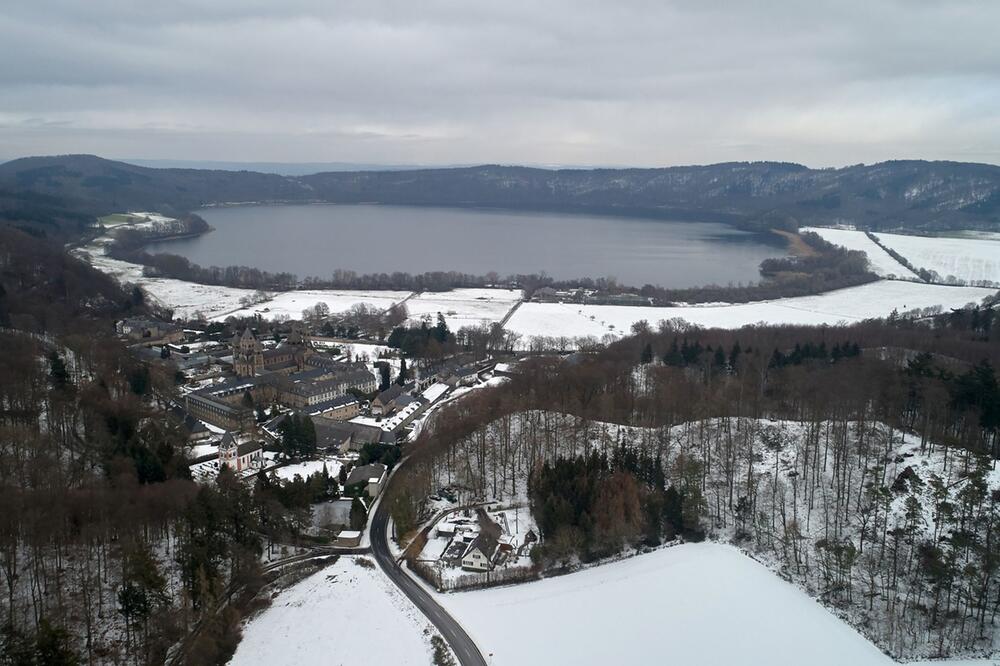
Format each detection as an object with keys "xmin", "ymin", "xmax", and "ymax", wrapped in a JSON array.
[{"xmin": 1, "ymin": 0, "xmax": 998, "ymax": 168}]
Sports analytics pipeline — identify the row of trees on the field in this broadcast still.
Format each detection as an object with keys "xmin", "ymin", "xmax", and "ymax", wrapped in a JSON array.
[{"xmin": 109, "ymin": 222, "xmax": 879, "ymax": 306}]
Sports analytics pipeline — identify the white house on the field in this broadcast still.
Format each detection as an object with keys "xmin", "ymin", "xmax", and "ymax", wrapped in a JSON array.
[
  {"xmin": 461, "ymin": 534, "xmax": 498, "ymax": 572},
  {"xmin": 218, "ymin": 432, "xmax": 263, "ymax": 473}
]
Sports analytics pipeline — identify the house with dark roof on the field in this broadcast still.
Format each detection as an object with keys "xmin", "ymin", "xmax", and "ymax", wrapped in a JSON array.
[
  {"xmin": 307, "ymin": 394, "xmax": 360, "ymax": 421},
  {"xmin": 345, "ymin": 463, "xmax": 387, "ymax": 498},
  {"xmin": 443, "ymin": 364, "xmax": 479, "ymax": 387},
  {"xmin": 314, "ymin": 421, "xmax": 354, "ymax": 454},
  {"xmin": 117, "ymin": 318, "xmax": 184, "ymax": 343},
  {"xmin": 185, "ymin": 392, "xmax": 253, "ymax": 431},
  {"xmin": 461, "ymin": 509, "xmax": 503, "ymax": 571},
  {"xmin": 372, "ymin": 382, "xmax": 416, "ymax": 415},
  {"xmin": 461, "ymin": 533, "xmax": 499, "ymax": 572}
]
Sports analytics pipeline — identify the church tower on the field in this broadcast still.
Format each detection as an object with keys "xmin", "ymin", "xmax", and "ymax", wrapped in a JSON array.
[
  {"xmin": 285, "ymin": 325, "xmax": 314, "ymax": 370},
  {"xmin": 232, "ymin": 328, "xmax": 263, "ymax": 377}
]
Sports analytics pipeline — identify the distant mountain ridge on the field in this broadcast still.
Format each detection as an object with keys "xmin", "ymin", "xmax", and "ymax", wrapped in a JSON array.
[{"xmin": 1, "ymin": 154, "xmax": 998, "ymax": 232}]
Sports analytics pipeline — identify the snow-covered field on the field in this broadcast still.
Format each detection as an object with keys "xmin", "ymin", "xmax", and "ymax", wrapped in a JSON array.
[
  {"xmin": 802, "ymin": 227, "xmax": 918, "ymax": 279},
  {"xmin": 874, "ymin": 232, "xmax": 1000, "ymax": 286},
  {"xmin": 231, "ymin": 557, "xmax": 448, "ymax": 666},
  {"xmin": 75, "ymin": 243, "xmax": 416, "ymax": 321},
  {"xmin": 405, "ymin": 288, "xmax": 522, "ymax": 329},
  {"xmin": 506, "ymin": 280, "xmax": 997, "ymax": 342},
  {"xmin": 272, "ymin": 457, "xmax": 343, "ymax": 482},
  {"xmin": 436, "ymin": 543, "xmax": 988, "ymax": 666},
  {"xmin": 221, "ymin": 289, "xmax": 412, "ymax": 321},
  {"xmin": 75, "ymin": 246, "xmax": 260, "ymax": 319}
]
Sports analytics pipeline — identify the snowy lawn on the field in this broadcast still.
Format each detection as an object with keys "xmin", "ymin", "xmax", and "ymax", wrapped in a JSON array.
[
  {"xmin": 435, "ymin": 542, "xmax": 986, "ymax": 666},
  {"xmin": 874, "ymin": 232, "xmax": 1000, "ymax": 286},
  {"xmin": 230, "ymin": 557, "xmax": 448, "ymax": 666},
  {"xmin": 405, "ymin": 288, "xmax": 522, "ymax": 329},
  {"xmin": 802, "ymin": 227, "xmax": 919, "ymax": 279},
  {"xmin": 505, "ymin": 280, "xmax": 996, "ymax": 342},
  {"xmin": 272, "ymin": 458, "xmax": 343, "ymax": 482},
  {"xmin": 312, "ymin": 341, "xmax": 394, "ymax": 363}
]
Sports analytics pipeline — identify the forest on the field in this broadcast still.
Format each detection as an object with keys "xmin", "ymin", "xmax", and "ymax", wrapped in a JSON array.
[
  {"xmin": 389, "ymin": 302, "xmax": 1000, "ymax": 660},
  {"xmin": 4, "ymin": 155, "xmax": 1000, "ymax": 233},
  {"xmin": 0, "ymin": 229, "xmax": 344, "ymax": 664}
]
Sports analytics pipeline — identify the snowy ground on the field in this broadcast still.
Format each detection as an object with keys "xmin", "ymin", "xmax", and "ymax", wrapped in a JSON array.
[
  {"xmin": 222, "ymin": 289, "xmax": 412, "ymax": 321},
  {"xmin": 435, "ymin": 542, "xmax": 991, "ymax": 666},
  {"xmin": 230, "ymin": 557, "xmax": 449, "ymax": 666},
  {"xmin": 312, "ymin": 340, "xmax": 395, "ymax": 364},
  {"xmin": 874, "ymin": 232, "xmax": 1000, "ymax": 286},
  {"xmin": 74, "ymin": 246, "xmax": 260, "ymax": 319},
  {"xmin": 272, "ymin": 457, "xmax": 343, "ymax": 482},
  {"xmin": 75, "ymin": 242, "xmax": 416, "ymax": 321},
  {"xmin": 505, "ymin": 280, "xmax": 996, "ymax": 343},
  {"xmin": 405, "ymin": 288, "xmax": 522, "ymax": 329},
  {"xmin": 802, "ymin": 227, "xmax": 919, "ymax": 279}
]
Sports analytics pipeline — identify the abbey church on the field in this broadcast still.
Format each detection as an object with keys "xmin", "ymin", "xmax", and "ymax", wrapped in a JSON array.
[{"xmin": 232, "ymin": 327, "xmax": 313, "ymax": 377}]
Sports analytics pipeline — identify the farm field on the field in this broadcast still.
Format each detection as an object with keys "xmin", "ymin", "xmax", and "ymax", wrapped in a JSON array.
[
  {"xmin": 505, "ymin": 280, "xmax": 996, "ymax": 342},
  {"xmin": 231, "ymin": 557, "xmax": 449, "ymax": 666},
  {"xmin": 801, "ymin": 227, "xmax": 918, "ymax": 279},
  {"xmin": 221, "ymin": 288, "xmax": 413, "ymax": 321},
  {"xmin": 874, "ymin": 232, "xmax": 1000, "ymax": 286},
  {"xmin": 435, "ymin": 542, "xmax": 992, "ymax": 666},
  {"xmin": 404, "ymin": 288, "xmax": 522, "ymax": 329}
]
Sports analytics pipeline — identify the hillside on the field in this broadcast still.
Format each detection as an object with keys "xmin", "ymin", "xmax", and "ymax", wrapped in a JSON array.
[{"xmin": 1, "ymin": 155, "xmax": 999, "ymax": 233}]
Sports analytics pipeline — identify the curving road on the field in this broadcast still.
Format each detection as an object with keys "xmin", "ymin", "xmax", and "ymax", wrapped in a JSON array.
[{"xmin": 370, "ymin": 496, "xmax": 488, "ymax": 666}]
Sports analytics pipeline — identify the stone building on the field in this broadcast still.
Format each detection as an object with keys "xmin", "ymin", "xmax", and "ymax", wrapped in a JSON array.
[{"xmin": 232, "ymin": 328, "xmax": 264, "ymax": 377}]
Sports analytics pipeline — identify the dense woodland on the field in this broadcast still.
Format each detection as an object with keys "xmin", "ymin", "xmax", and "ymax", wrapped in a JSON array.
[
  {"xmin": 390, "ymin": 304, "xmax": 1000, "ymax": 659},
  {"xmin": 0, "ymin": 230, "xmax": 342, "ymax": 665},
  {"xmin": 3, "ymin": 155, "xmax": 1000, "ymax": 232}
]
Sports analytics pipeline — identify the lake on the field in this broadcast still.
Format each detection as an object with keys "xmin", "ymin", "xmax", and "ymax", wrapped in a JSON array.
[{"xmin": 153, "ymin": 204, "xmax": 785, "ymax": 289}]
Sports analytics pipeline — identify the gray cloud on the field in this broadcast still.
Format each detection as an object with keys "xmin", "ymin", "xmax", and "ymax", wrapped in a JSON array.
[{"xmin": 1, "ymin": 0, "xmax": 998, "ymax": 166}]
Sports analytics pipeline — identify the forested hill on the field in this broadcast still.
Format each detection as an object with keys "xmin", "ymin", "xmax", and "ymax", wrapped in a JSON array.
[{"xmin": 2, "ymin": 154, "xmax": 999, "ymax": 233}]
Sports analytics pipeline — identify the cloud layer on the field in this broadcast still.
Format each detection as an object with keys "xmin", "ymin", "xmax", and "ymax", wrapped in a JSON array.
[{"xmin": 2, "ymin": 0, "xmax": 998, "ymax": 166}]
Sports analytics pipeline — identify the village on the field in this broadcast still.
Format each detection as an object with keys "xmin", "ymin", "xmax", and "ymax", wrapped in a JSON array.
[{"xmin": 114, "ymin": 312, "xmax": 541, "ymax": 574}]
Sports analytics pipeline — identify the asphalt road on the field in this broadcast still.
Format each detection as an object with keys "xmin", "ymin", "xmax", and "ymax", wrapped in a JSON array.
[{"xmin": 370, "ymin": 498, "xmax": 488, "ymax": 666}]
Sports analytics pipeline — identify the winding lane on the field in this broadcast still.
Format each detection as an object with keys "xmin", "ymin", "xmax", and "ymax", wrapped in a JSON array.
[{"xmin": 370, "ymin": 494, "xmax": 488, "ymax": 666}]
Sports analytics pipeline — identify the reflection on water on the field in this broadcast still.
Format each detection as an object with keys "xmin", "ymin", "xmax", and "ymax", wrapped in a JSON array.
[{"xmin": 153, "ymin": 204, "xmax": 786, "ymax": 289}]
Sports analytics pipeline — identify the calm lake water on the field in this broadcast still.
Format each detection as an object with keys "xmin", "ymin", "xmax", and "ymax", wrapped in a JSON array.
[{"xmin": 153, "ymin": 204, "xmax": 785, "ymax": 289}]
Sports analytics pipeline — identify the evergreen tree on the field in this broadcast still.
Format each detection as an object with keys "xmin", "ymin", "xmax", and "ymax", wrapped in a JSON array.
[
  {"xmin": 713, "ymin": 346, "xmax": 727, "ymax": 371},
  {"xmin": 728, "ymin": 341, "xmax": 742, "ymax": 369},
  {"xmin": 663, "ymin": 486, "xmax": 684, "ymax": 537},
  {"xmin": 640, "ymin": 342, "xmax": 653, "ymax": 364},
  {"xmin": 48, "ymin": 351, "xmax": 70, "ymax": 391},
  {"xmin": 349, "ymin": 498, "xmax": 368, "ymax": 530},
  {"xmin": 377, "ymin": 363, "xmax": 391, "ymax": 392},
  {"xmin": 433, "ymin": 313, "xmax": 450, "ymax": 344}
]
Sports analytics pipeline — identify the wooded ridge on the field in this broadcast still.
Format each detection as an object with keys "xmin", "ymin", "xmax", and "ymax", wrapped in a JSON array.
[{"xmin": 2, "ymin": 155, "xmax": 999, "ymax": 235}]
